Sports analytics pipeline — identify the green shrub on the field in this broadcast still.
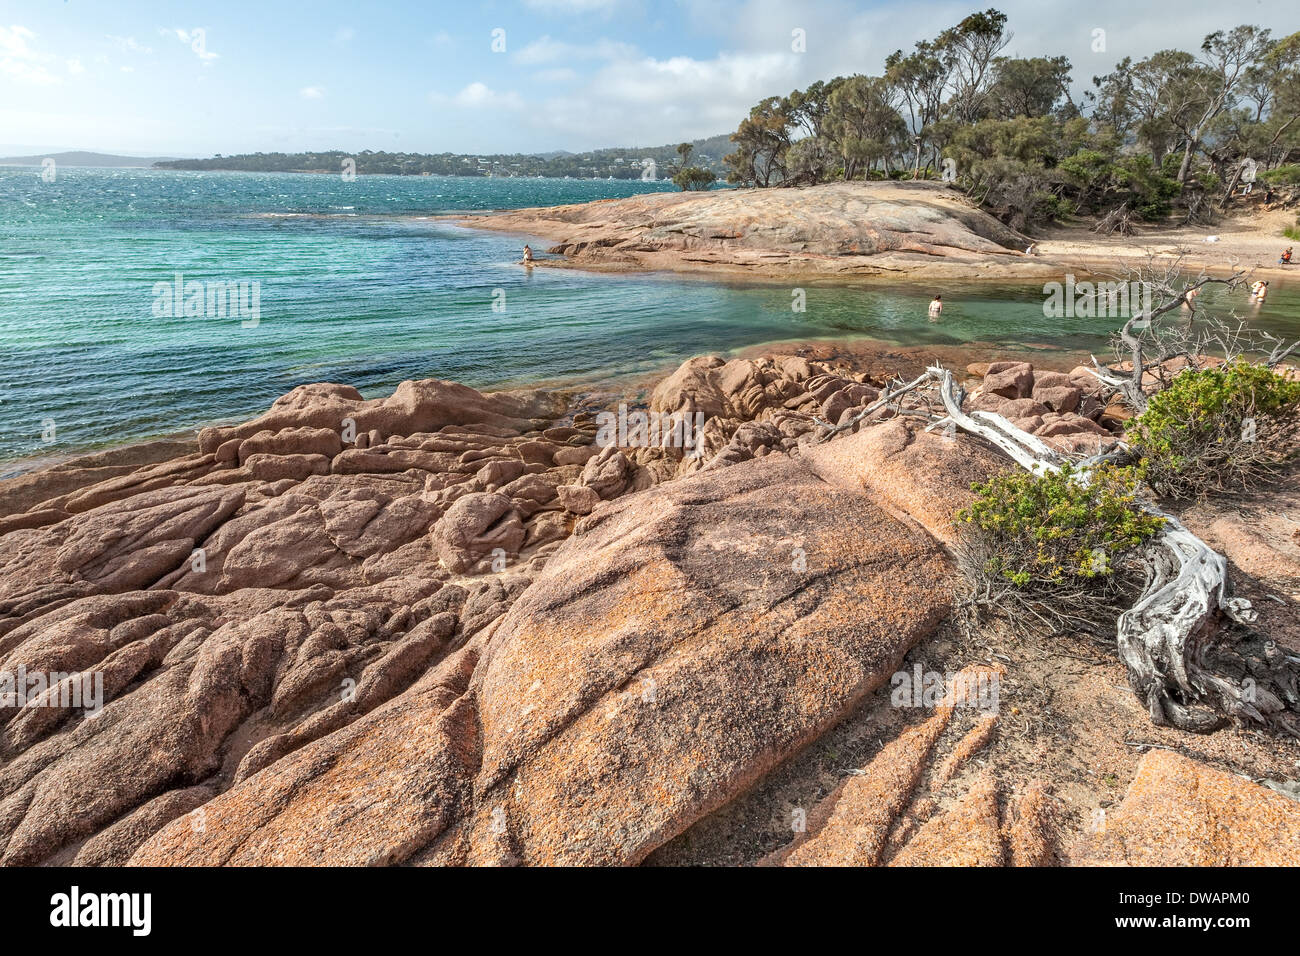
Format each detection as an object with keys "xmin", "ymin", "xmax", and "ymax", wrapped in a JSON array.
[
  {"xmin": 957, "ymin": 464, "xmax": 1164, "ymax": 590},
  {"xmin": 1261, "ymin": 164, "xmax": 1300, "ymax": 186},
  {"xmin": 1127, "ymin": 362, "xmax": 1300, "ymax": 499},
  {"xmin": 671, "ymin": 166, "xmax": 717, "ymax": 191}
]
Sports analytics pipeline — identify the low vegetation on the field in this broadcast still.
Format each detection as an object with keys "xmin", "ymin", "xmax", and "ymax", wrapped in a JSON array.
[
  {"xmin": 670, "ymin": 143, "xmax": 718, "ymax": 191},
  {"xmin": 1127, "ymin": 361, "xmax": 1300, "ymax": 499},
  {"xmin": 954, "ymin": 463, "xmax": 1165, "ymax": 636}
]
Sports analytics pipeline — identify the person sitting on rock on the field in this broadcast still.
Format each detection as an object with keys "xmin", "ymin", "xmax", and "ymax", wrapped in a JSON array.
[
  {"xmin": 522, "ymin": 244, "xmax": 535, "ymax": 264},
  {"xmin": 928, "ymin": 295, "xmax": 943, "ymax": 318},
  {"xmin": 1281, "ymin": 247, "xmax": 1293, "ymax": 265}
]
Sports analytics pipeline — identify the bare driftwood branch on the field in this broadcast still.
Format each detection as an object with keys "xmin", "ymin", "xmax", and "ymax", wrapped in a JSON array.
[
  {"xmin": 813, "ymin": 370, "xmax": 934, "ymax": 439},
  {"xmin": 1087, "ymin": 254, "xmax": 1249, "ymax": 413},
  {"xmin": 819, "ymin": 362, "xmax": 1296, "ymax": 737},
  {"xmin": 1115, "ymin": 509, "xmax": 1292, "ymax": 734}
]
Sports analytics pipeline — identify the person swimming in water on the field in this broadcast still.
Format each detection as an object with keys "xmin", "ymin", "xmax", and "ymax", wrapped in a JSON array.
[
  {"xmin": 522, "ymin": 244, "xmax": 535, "ymax": 264},
  {"xmin": 1250, "ymin": 279, "xmax": 1269, "ymax": 303},
  {"xmin": 928, "ymin": 294, "xmax": 943, "ymax": 318}
]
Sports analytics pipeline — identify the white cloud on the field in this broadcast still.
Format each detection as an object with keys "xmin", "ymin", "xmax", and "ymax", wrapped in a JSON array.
[
  {"xmin": 514, "ymin": 35, "xmax": 636, "ymax": 65},
  {"xmin": 430, "ymin": 82, "xmax": 525, "ymax": 111},
  {"xmin": 0, "ymin": 25, "xmax": 59, "ymax": 85},
  {"xmin": 300, "ymin": 85, "xmax": 326, "ymax": 99},
  {"xmin": 0, "ymin": 24, "xmax": 37, "ymax": 58},
  {"xmin": 534, "ymin": 49, "xmax": 799, "ymax": 144},
  {"xmin": 66, "ymin": 58, "xmax": 84, "ymax": 74},
  {"xmin": 107, "ymin": 35, "xmax": 153, "ymax": 55}
]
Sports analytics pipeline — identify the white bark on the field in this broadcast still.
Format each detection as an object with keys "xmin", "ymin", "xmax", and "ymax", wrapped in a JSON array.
[{"xmin": 913, "ymin": 366, "xmax": 1292, "ymax": 734}]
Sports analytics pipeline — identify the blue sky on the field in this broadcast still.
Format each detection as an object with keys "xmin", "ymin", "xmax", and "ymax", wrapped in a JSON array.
[{"xmin": 2, "ymin": 0, "xmax": 1295, "ymax": 156}]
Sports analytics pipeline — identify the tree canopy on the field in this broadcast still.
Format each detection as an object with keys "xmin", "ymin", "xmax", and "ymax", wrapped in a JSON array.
[{"xmin": 723, "ymin": 8, "xmax": 1300, "ymax": 230}]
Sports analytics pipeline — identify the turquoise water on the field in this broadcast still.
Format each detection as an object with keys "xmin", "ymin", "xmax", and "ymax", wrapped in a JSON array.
[{"xmin": 1, "ymin": 167, "xmax": 1297, "ymax": 466}]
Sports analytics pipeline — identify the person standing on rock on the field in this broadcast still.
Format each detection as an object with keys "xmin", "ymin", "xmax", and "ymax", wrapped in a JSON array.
[
  {"xmin": 522, "ymin": 244, "xmax": 535, "ymax": 264},
  {"xmin": 928, "ymin": 295, "xmax": 943, "ymax": 319}
]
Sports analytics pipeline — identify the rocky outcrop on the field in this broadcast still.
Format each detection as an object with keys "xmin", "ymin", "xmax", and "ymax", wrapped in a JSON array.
[
  {"xmin": 2, "ymin": 349, "xmax": 1289, "ymax": 867},
  {"xmin": 0, "ymin": 374, "xmax": 596, "ymax": 865},
  {"xmin": 1072, "ymin": 749, "xmax": 1300, "ymax": 866},
  {"xmin": 128, "ymin": 442, "xmax": 962, "ymax": 865},
  {"xmin": 462, "ymin": 181, "xmax": 1061, "ymax": 280},
  {"xmin": 803, "ymin": 418, "xmax": 1007, "ymax": 546},
  {"xmin": 758, "ymin": 665, "xmax": 1060, "ymax": 868},
  {"xmin": 966, "ymin": 361, "xmax": 1118, "ymax": 456}
]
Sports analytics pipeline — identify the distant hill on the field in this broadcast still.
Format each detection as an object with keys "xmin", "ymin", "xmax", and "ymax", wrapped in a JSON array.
[
  {"xmin": 0, "ymin": 151, "xmax": 178, "ymax": 167},
  {"xmin": 155, "ymin": 134, "xmax": 736, "ymax": 179}
]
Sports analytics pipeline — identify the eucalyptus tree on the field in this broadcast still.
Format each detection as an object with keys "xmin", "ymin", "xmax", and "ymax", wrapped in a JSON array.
[
  {"xmin": 826, "ymin": 75, "xmax": 908, "ymax": 179},
  {"xmin": 885, "ymin": 41, "xmax": 951, "ymax": 176},
  {"xmin": 723, "ymin": 96, "xmax": 794, "ymax": 186},
  {"xmin": 935, "ymin": 8, "xmax": 1013, "ymax": 124},
  {"xmin": 987, "ymin": 55, "xmax": 1074, "ymax": 120},
  {"xmin": 1170, "ymin": 25, "xmax": 1274, "ymax": 183}
]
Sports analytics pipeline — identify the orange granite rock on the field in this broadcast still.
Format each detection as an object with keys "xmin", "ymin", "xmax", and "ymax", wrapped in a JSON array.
[
  {"xmin": 1006, "ymin": 779, "xmax": 1058, "ymax": 867},
  {"xmin": 1073, "ymin": 749, "xmax": 1300, "ymax": 866},
  {"xmin": 889, "ymin": 772, "xmax": 1005, "ymax": 866},
  {"xmin": 766, "ymin": 706, "xmax": 954, "ymax": 867},
  {"xmin": 460, "ymin": 181, "xmax": 1056, "ymax": 280},
  {"xmin": 129, "ymin": 451, "xmax": 954, "ymax": 866},
  {"xmin": 803, "ymin": 418, "xmax": 1006, "ymax": 546}
]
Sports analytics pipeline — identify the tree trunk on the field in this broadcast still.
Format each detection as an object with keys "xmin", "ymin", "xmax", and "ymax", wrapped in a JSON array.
[
  {"xmin": 1220, "ymin": 163, "xmax": 1243, "ymax": 210},
  {"xmin": 1176, "ymin": 136, "xmax": 1197, "ymax": 184},
  {"xmin": 847, "ymin": 366, "xmax": 1300, "ymax": 739}
]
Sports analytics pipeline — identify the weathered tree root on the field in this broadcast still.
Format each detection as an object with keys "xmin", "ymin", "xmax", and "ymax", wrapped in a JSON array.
[
  {"xmin": 842, "ymin": 364, "xmax": 1300, "ymax": 738},
  {"xmin": 1122, "ymin": 516, "xmax": 1300, "ymax": 735}
]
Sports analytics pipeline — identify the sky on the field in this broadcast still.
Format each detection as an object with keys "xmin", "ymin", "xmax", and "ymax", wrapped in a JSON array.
[{"xmin": 0, "ymin": 0, "xmax": 1294, "ymax": 157}]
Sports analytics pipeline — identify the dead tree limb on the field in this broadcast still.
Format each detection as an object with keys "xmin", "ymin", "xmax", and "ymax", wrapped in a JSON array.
[
  {"xmin": 813, "ymin": 370, "xmax": 934, "ymax": 439},
  {"xmin": 1114, "ymin": 509, "xmax": 1296, "ymax": 734},
  {"xmin": 1086, "ymin": 258, "xmax": 1249, "ymax": 413},
  {"xmin": 826, "ymin": 364, "xmax": 1297, "ymax": 737}
]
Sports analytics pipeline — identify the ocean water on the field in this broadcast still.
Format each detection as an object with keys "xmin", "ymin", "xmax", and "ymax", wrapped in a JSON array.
[{"xmin": 1, "ymin": 167, "xmax": 1297, "ymax": 468}]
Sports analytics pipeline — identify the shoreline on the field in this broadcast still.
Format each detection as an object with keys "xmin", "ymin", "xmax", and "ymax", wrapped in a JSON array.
[
  {"xmin": 458, "ymin": 214, "xmax": 1299, "ymax": 284},
  {"xmin": 0, "ymin": 333, "xmax": 1088, "ymax": 483},
  {"xmin": 452, "ymin": 180, "xmax": 1299, "ymax": 284},
  {"xmin": 9, "ymin": 182, "xmax": 1293, "ymax": 481}
]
